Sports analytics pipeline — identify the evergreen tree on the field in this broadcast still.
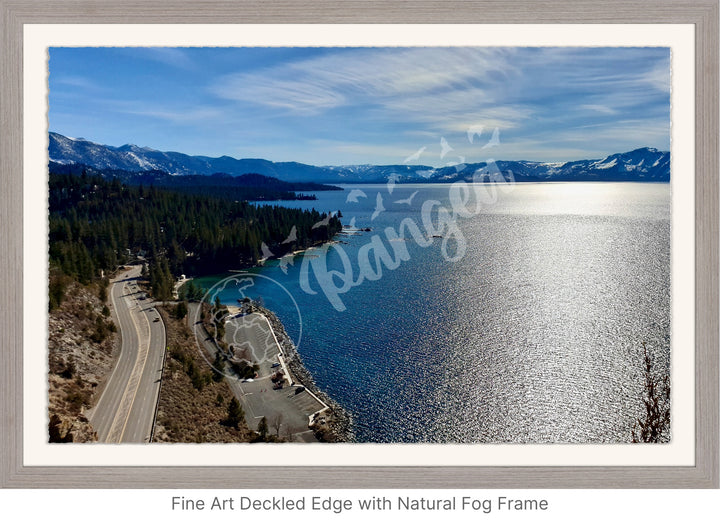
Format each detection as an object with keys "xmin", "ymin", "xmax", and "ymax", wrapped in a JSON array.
[
  {"xmin": 48, "ymin": 171, "xmax": 343, "ymax": 287},
  {"xmin": 174, "ymin": 301, "xmax": 188, "ymax": 320},
  {"xmin": 225, "ymin": 398, "xmax": 244, "ymax": 429},
  {"xmin": 212, "ymin": 351, "xmax": 224, "ymax": 382},
  {"xmin": 257, "ymin": 416, "xmax": 269, "ymax": 440}
]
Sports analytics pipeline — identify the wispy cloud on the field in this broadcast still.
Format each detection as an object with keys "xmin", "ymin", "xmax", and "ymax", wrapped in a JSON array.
[
  {"xmin": 211, "ymin": 48, "xmax": 517, "ymax": 116},
  {"xmin": 123, "ymin": 106, "xmax": 226, "ymax": 124},
  {"xmin": 580, "ymin": 104, "xmax": 618, "ymax": 115},
  {"xmin": 49, "ymin": 46, "xmax": 671, "ymax": 164},
  {"xmin": 560, "ymin": 118, "xmax": 670, "ymax": 145},
  {"xmin": 134, "ymin": 48, "xmax": 196, "ymax": 70},
  {"xmin": 51, "ymin": 75, "xmax": 99, "ymax": 91},
  {"xmin": 641, "ymin": 59, "xmax": 672, "ymax": 93}
]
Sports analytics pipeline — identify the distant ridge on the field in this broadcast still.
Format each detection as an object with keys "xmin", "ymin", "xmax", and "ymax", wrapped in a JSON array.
[{"xmin": 49, "ymin": 132, "xmax": 670, "ymax": 184}]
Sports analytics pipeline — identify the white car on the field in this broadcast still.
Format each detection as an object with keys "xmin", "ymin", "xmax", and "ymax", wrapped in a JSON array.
[{"xmin": 241, "ymin": 378, "xmax": 254, "ymax": 383}]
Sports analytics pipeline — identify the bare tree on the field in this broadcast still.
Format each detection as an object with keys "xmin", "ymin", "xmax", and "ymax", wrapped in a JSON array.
[
  {"xmin": 632, "ymin": 342, "xmax": 670, "ymax": 443},
  {"xmin": 271, "ymin": 413, "xmax": 284, "ymax": 437}
]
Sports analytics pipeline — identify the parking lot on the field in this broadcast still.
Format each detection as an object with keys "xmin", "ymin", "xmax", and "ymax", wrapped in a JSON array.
[{"xmin": 223, "ymin": 312, "xmax": 326, "ymax": 441}]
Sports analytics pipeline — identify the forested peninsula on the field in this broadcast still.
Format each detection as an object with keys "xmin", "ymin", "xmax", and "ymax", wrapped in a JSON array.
[{"xmin": 48, "ymin": 171, "xmax": 342, "ymax": 306}]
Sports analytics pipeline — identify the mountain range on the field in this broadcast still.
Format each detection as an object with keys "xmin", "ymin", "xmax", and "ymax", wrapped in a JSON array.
[{"xmin": 49, "ymin": 132, "xmax": 670, "ymax": 184}]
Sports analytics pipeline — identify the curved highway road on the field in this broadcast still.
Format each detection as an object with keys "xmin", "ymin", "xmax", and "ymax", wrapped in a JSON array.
[{"xmin": 89, "ymin": 265, "xmax": 166, "ymax": 443}]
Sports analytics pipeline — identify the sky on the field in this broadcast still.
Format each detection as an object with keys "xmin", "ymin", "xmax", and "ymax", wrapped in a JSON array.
[{"xmin": 48, "ymin": 47, "xmax": 670, "ymax": 166}]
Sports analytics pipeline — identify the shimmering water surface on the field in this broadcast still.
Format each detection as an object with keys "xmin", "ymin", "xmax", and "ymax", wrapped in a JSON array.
[{"xmin": 195, "ymin": 182, "xmax": 671, "ymax": 443}]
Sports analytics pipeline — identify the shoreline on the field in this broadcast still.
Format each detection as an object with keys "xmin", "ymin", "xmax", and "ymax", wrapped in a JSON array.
[
  {"xmin": 244, "ymin": 302, "xmax": 354, "ymax": 442},
  {"xmin": 229, "ymin": 237, "xmax": 344, "ymax": 270},
  {"xmin": 180, "ymin": 231, "xmax": 354, "ymax": 442}
]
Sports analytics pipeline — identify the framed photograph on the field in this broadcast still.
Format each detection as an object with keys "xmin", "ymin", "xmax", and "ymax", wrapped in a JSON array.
[{"xmin": 1, "ymin": 0, "xmax": 717, "ymax": 488}]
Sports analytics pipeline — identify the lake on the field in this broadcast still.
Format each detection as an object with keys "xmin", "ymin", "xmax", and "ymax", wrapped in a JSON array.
[{"xmin": 194, "ymin": 182, "xmax": 671, "ymax": 443}]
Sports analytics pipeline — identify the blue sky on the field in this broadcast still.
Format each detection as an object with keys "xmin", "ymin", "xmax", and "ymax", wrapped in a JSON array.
[{"xmin": 49, "ymin": 47, "xmax": 670, "ymax": 166}]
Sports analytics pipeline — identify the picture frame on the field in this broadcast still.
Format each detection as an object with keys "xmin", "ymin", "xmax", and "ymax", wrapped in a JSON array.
[{"xmin": 1, "ymin": 0, "xmax": 717, "ymax": 489}]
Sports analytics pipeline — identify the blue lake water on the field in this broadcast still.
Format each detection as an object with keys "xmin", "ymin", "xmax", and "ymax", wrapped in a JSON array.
[{"xmin": 194, "ymin": 182, "xmax": 671, "ymax": 443}]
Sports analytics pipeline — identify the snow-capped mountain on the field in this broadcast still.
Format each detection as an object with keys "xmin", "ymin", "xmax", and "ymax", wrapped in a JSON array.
[
  {"xmin": 426, "ymin": 147, "xmax": 670, "ymax": 183},
  {"xmin": 49, "ymin": 132, "xmax": 670, "ymax": 184}
]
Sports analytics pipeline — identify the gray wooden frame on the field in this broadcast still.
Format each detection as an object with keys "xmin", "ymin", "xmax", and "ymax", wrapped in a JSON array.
[{"xmin": 1, "ymin": 0, "xmax": 717, "ymax": 489}]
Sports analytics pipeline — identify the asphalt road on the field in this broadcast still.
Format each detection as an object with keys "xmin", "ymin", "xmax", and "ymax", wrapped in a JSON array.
[{"xmin": 89, "ymin": 265, "xmax": 166, "ymax": 443}]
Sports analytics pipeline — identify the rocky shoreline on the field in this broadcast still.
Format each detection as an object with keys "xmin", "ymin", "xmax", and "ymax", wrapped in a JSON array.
[{"xmin": 253, "ymin": 303, "xmax": 354, "ymax": 443}]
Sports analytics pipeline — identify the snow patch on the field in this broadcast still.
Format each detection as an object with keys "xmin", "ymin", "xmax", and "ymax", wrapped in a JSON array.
[
  {"xmin": 126, "ymin": 152, "xmax": 158, "ymax": 170},
  {"xmin": 594, "ymin": 157, "xmax": 618, "ymax": 170}
]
